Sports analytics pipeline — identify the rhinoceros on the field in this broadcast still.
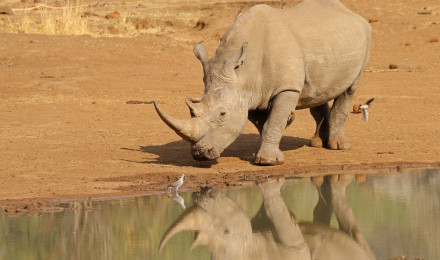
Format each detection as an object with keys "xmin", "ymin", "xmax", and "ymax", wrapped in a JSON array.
[
  {"xmin": 159, "ymin": 175, "xmax": 375, "ymax": 260},
  {"xmin": 153, "ymin": 0, "xmax": 371, "ymax": 165}
]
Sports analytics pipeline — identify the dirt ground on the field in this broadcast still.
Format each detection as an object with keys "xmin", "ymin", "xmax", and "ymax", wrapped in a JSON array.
[{"xmin": 0, "ymin": 0, "xmax": 439, "ymax": 205}]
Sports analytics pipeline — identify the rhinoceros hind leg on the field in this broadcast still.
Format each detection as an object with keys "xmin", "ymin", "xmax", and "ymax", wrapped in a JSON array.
[
  {"xmin": 328, "ymin": 82, "xmax": 359, "ymax": 150},
  {"xmin": 311, "ymin": 176, "xmax": 333, "ymax": 225},
  {"xmin": 255, "ymin": 91, "xmax": 299, "ymax": 165},
  {"xmin": 309, "ymin": 103, "xmax": 330, "ymax": 147}
]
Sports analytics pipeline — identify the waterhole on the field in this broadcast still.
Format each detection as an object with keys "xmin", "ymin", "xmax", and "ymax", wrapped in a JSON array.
[{"xmin": 1, "ymin": 169, "xmax": 439, "ymax": 259}]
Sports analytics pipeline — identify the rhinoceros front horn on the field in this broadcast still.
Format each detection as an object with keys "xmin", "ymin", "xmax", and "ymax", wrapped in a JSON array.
[{"xmin": 153, "ymin": 101, "xmax": 206, "ymax": 143}]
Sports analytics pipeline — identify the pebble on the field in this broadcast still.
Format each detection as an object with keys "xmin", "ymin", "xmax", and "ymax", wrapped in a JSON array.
[
  {"xmin": 105, "ymin": 11, "xmax": 121, "ymax": 20},
  {"xmin": 0, "ymin": 6, "xmax": 13, "ymax": 15},
  {"xmin": 418, "ymin": 7, "xmax": 432, "ymax": 15},
  {"xmin": 107, "ymin": 25, "xmax": 120, "ymax": 34},
  {"xmin": 136, "ymin": 20, "xmax": 149, "ymax": 30}
]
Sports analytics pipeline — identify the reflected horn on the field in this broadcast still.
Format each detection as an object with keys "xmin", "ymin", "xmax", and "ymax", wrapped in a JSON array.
[
  {"xmin": 159, "ymin": 207, "xmax": 207, "ymax": 252},
  {"xmin": 153, "ymin": 101, "xmax": 206, "ymax": 143}
]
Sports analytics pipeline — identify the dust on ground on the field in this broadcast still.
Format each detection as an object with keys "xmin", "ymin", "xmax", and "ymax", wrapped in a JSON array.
[{"xmin": 0, "ymin": 0, "xmax": 439, "ymax": 205}]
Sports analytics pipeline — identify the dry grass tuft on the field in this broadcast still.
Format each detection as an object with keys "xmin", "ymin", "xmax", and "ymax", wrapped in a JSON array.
[
  {"xmin": 1, "ymin": 1, "xmax": 184, "ymax": 38},
  {"xmin": 9, "ymin": 1, "xmax": 89, "ymax": 35},
  {"xmin": 40, "ymin": 3, "xmax": 88, "ymax": 35}
]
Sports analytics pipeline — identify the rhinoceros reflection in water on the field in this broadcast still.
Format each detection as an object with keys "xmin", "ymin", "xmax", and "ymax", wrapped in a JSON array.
[{"xmin": 160, "ymin": 175, "xmax": 375, "ymax": 260}]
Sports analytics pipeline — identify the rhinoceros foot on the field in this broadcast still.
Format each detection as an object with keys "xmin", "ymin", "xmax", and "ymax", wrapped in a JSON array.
[
  {"xmin": 310, "ymin": 136, "xmax": 328, "ymax": 148},
  {"xmin": 328, "ymin": 135, "xmax": 352, "ymax": 150},
  {"xmin": 255, "ymin": 157, "xmax": 284, "ymax": 165},
  {"xmin": 329, "ymin": 174, "xmax": 354, "ymax": 190},
  {"xmin": 255, "ymin": 145, "xmax": 284, "ymax": 165}
]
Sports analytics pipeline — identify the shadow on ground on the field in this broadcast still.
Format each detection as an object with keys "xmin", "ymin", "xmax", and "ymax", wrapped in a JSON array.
[{"xmin": 121, "ymin": 134, "xmax": 310, "ymax": 168}]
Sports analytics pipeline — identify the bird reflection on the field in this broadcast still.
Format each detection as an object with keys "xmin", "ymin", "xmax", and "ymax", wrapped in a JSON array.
[
  {"xmin": 160, "ymin": 174, "xmax": 375, "ymax": 260},
  {"xmin": 168, "ymin": 193, "xmax": 186, "ymax": 210}
]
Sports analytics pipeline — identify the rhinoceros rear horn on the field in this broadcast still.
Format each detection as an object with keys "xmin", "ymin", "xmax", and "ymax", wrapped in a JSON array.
[
  {"xmin": 185, "ymin": 98, "xmax": 205, "ymax": 118},
  {"xmin": 194, "ymin": 41, "xmax": 208, "ymax": 65},
  {"xmin": 153, "ymin": 101, "xmax": 206, "ymax": 142}
]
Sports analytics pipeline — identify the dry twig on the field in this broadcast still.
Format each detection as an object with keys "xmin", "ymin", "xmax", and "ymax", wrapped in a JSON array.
[{"xmin": 12, "ymin": 4, "xmax": 88, "ymax": 12}]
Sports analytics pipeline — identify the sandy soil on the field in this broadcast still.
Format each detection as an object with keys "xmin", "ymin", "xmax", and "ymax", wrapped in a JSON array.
[{"xmin": 0, "ymin": 0, "xmax": 439, "ymax": 204}]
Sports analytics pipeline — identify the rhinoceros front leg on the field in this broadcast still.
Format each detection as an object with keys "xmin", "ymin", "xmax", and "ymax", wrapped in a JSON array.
[
  {"xmin": 255, "ymin": 91, "xmax": 299, "ymax": 165},
  {"xmin": 259, "ymin": 178, "xmax": 310, "ymax": 257}
]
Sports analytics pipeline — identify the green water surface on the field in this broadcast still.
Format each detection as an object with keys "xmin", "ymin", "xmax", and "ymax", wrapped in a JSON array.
[{"xmin": 1, "ymin": 169, "xmax": 439, "ymax": 260}]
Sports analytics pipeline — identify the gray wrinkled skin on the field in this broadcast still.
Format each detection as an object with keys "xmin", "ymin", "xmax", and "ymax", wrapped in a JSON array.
[
  {"xmin": 159, "ymin": 175, "xmax": 376, "ymax": 260},
  {"xmin": 154, "ymin": 0, "xmax": 371, "ymax": 165}
]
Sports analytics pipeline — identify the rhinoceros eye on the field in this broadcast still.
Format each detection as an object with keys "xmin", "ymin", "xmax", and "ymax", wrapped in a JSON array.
[{"xmin": 220, "ymin": 112, "xmax": 226, "ymax": 117}]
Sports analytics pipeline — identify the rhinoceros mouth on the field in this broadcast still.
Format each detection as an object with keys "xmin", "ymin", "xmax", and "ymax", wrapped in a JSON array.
[{"xmin": 191, "ymin": 144, "xmax": 220, "ymax": 161}]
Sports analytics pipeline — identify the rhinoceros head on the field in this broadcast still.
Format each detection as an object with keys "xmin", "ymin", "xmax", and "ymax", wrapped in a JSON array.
[{"xmin": 154, "ymin": 41, "xmax": 249, "ymax": 161}]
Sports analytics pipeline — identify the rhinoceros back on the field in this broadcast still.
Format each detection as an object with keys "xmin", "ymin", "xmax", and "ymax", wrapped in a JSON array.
[
  {"xmin": 211, "ymin": 0, "xmax": 371, "ymax": 110},
  {"xmin": 287, "ymin": 0, "xmax": 371, "ymax": 108}
]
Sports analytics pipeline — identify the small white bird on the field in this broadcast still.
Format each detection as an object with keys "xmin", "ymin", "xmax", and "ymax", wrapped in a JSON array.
[
  {"xmin": 359, "ymin": 98, "xmax": 375, "ymax": 123},
  {"xmin": 167, "ymin": 174, "xmax": 185, "ymax": 193}
]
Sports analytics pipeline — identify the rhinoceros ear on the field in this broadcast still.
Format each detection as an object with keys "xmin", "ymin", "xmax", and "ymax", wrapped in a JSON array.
[
  {"xmin": 194, "ymin": 41, "xmax": 208, "ymax": 66},
  {"xmin": 229, "ymin": 42, "xmax": 248, "ymax": 70}
]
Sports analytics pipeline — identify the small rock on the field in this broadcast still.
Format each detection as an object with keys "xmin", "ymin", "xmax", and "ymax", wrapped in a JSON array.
[
  {"xmin": 418, "ymin": 7, "xmax": 432, "ymax": 15},
  {"xmin": 194, "ymin": 20, "xmax": 206, "ymax": 30},
  {"xmin": 82, "ymin": 12, "xmax": 100, "ymax": 17},
  {"xmin": 107, "ymin": 25, "xmax": 120, "ymax": 34},
  {"xmin": 368, "ymin": 19, "xmax": 378, "ymax": 23},
  {"xmin": 376, "ymin": 151, "xmax": 394, "ymax": 154},
  {"xmin": 105, "ymin": 11, "xmax": 120, "ymax": 19},
  {"xmin": 428, "ymin": 38, "xmax": 439, "ymax": 43},
  {"xmin": 136, "ymin": 20, "xmax": 149, "ymax": 30},
  {"xmin": 193, "ymin": 16, "xmax": 212, "ymax": 30},
  {"xmin": 0, "ymin": 6, "xmax": 13, "ymax": 15},
  {"xmin": 389, "ymin": 64, "xmax": 399, "ymax": 69}
]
